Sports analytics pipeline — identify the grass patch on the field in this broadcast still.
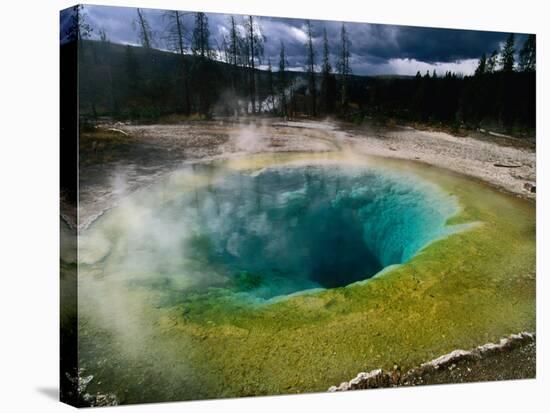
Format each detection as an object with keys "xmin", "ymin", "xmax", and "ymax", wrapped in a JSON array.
[{"xmin": 79, "ymin": 128, "xmax": 136, "ymax": 165}]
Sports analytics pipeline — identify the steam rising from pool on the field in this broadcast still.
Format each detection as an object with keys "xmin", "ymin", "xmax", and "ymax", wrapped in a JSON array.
[{"xmin": 79, "ymin": 160, "xmax": 462, "ymax": 303}]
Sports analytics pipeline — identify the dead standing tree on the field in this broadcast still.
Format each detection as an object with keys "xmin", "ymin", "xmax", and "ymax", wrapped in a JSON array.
[
  {"xmin": 278, "ymin": 42, "xmax": 289, "ymax": 117},
  {"xmin": 266, "ymin": 58, "xmax": 275, "ymax": 112},
  {"xmin": 164, "ymin": 10, "xmax": 191, "ymax": 114},
  {"xmin": 135, "ymin": 8, "xmax": 153, "ymax": 49},
  {"xmin": 305, "ymin": 20, "xmax": 317, "ymax": 117},
  {"xmin": 65, "ymin": 4, "xmax": 92, "ymax": 48},
  {"xmin": 192, "ymin": 12, "xmax": 211, "ymax": 58},
  {"xmin": 133, "ymin": 9, "xmax": 159, "ymax": 108},
  {"xmin": 337, "ymin": 23, "xmax": 352, "ymax": 114},
  {"xmin": 191, "ymin": 12, "xmax": 214, "ymax": 115},
  {"xmin": 228, "ymin": 16, "xmax": 242, "ymax": 93},
  {"xmin": 320, "ymin": 27, "xmax": 336, "ymax": 115},
  {"xmin": 244, "ymin": 16, "xmax": 265, "ymax": 114},
  {"xmin": 219, "ymin": 16, "xmax": 245, "ymax": 115}
]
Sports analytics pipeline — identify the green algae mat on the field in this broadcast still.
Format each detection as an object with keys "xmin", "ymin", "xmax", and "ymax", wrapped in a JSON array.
[{"xmin": 72, "ymin": 152, "xmax": 535, "ymax": 403}]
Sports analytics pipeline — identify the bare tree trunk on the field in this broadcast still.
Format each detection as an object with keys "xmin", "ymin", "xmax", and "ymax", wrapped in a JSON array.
[
  {"xmin": 306, "ymin": 20, "xmax": 317, "ymax": 117},
  {"xmin": 137, "ymin": 8, "xmax": 151, "ymax": 49},
  {"xmin": 248, "ymin": 16, "xmax": 256, "ymax": 114}
]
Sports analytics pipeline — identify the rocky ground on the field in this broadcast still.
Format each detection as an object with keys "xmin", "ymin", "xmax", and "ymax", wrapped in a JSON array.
[
  {"xmin": 329, "ymin": 332, "xmax": 536, "ymax": 391},
  {"xmin": 340, "ymin": 122, "xmax": 536, "ymax": 199},
  {"xmin": 73, "ymin": 118, "xmax": 535, "ymax": 231}
]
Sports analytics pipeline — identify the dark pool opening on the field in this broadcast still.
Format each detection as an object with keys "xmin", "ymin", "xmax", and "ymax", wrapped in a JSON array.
[
  {"xmin": 203, "ymin": 191, "xmax": 384, "ymax": 291},
  {"xmin": 169, "ymin": 164, "xmax": 457, "ymax": 299},
  {"xmin": 307, "ymin": 206, "xmax": 383, "ymax": 288}
]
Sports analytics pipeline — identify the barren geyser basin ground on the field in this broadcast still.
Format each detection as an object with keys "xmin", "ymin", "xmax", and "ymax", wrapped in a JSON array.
[{"xmin": 63, "ymin": 120, "xmax": 535, "ymax": 404}]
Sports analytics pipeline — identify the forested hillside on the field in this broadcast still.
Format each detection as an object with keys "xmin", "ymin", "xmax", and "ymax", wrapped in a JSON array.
[{"xmin": 67, "ymin": 6, "xmax": 535, "ymax": 134}]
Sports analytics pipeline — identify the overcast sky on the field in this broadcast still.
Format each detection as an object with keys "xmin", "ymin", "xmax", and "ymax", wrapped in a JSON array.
[{"xmin": 62, "ymin": 4, "xmax": 529, "ymax": 76}]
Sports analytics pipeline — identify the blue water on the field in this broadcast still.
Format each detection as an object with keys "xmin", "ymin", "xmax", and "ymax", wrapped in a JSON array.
[{"xmin": 149, "ymin": 164, "xmax": 460, "ymax": 300}]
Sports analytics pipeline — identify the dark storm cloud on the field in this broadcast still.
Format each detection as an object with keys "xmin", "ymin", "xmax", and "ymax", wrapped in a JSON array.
[
  {"xmin": 79, "ymin": 5, "xmax": 529, "ymax": 75},
  {"xmin": 363, "ymin": 25, "xmax": 509, "ymax": 62}
]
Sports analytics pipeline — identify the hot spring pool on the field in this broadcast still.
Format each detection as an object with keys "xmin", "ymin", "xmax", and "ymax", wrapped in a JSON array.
[
  {"xmin": 75, "ymin": 153, "xmax": 535, "ymax": 403},
  {"xmin": 80, "ymin": 159, "xmax": 461, "ymax": 301}
]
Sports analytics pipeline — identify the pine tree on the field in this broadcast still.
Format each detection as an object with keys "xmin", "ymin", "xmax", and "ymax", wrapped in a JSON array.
[
  {"xmin": 486, "ymin": 50, "xmax": 498, "ymax": 73},
  {"xmin": 500, "ymin": 33, "xmax": 515, "ymax": 72},
  {"xmin": 519, "ymin": 34, "xmax": 536, "ymax": 72},
  {"xmin": 474, "ymin": 53, "xmax": 487, "ymax": 76}
]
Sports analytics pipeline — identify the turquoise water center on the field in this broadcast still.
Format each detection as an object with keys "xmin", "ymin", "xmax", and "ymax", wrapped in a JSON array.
[{"xmin": 80, "ymin": 161, "xmax": 462, "ymax": 301}]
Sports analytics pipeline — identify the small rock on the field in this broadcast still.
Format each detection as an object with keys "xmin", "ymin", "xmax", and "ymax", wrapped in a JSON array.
[
  {"xmin": 523, "ymin": 182, "xmax": 536, "ymax": 193},
  {"xmin": 391, "ymin": 365, "xmax": 401, "ymax": 385}
]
